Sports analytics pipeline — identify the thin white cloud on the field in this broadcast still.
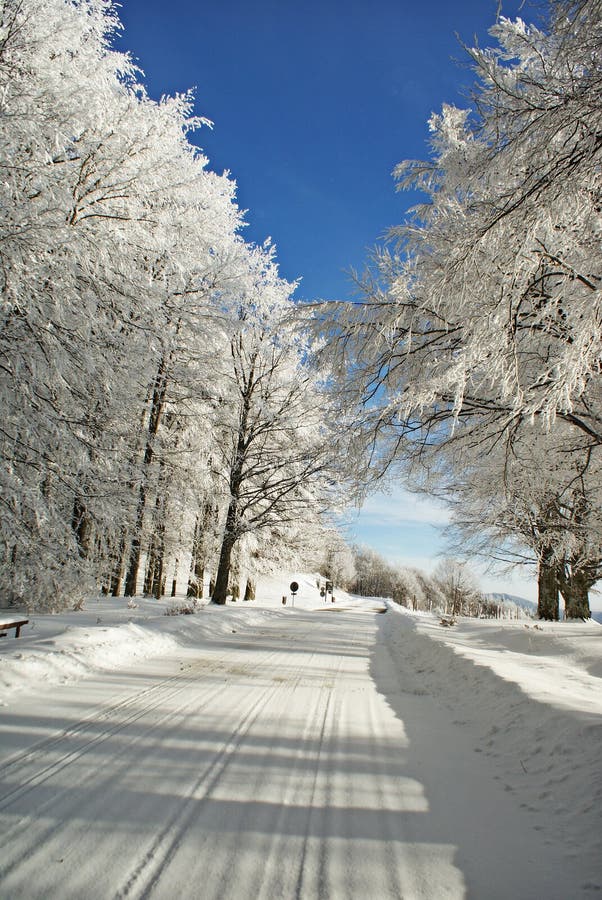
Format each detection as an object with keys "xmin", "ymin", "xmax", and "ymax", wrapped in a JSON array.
[
  {"xmin": 388, "ymin": 553, "xmax": 441, "ymax": 574},
  {"xmin": 355, "ymin": 488, "xmax": 451, "ymax": 528}
]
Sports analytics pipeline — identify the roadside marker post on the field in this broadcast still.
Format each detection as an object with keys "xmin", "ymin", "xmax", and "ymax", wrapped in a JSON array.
[{"xmin": 289, "ymin": 581, "xmax": 299, "ymax": 607}]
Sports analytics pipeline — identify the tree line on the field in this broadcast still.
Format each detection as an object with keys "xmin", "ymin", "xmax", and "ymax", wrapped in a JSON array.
[
  {"xmin": 320, "ymin": 0, "xmax": 602, "ymax": 619},
  {"xmin": 320, "ymin": 543, "xmax": 528, "ymax": 620},
  {"xmin": 0, "ymin": 0, "xmax": 345, "ymax": 611}
]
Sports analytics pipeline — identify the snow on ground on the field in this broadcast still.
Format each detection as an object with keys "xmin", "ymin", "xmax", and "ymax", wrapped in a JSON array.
[
  {"xmin": 0, "ymin": 574, "xmax": 600, "ymax": 897},
  {"xmin": 382, "ymin": 604, "xmax": 602, "ymax": 890},
  {"xmin": 0, "ymin": 573, "xmax": 376, "ymax": 705}
]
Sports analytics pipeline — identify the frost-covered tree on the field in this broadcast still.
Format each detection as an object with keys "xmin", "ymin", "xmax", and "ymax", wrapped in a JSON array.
[
  {"xmin": 329, "ymin": 0, "xmax": 601, "ymax": 443},
  {"xmin": 350, "ymin": 546, "xmax": 398, "ymax": 598},
  {"xmin": 445, "ymin": 427, "xmax": 602, "ymax": 619},
  {"xmin": 119, "ymin": 220, "xmax": 244, "ymax": 598},
  {"xmin": 0, "ymin": 0, "xmax": 163, "ymax": 607},
  {"xmin": 321, "ymin": 0, "xmax": 601, "ymax": 615},
  {"xmin": 433, "ymin": 558, "xmax": 483, "ymax": 617},
  {"xmin": 210, "ymin": 263, "xmax": 340, "ymax": 604},
  {"xmin": 317, "ymin": 530, "xmax": 356, "ymax": 591},
  {"xmin": 391, "ymin": 566, "xmax": 434, "ymax": 611},
  {"xmin": 0, "ymin": 0, "xmax": 263, "ymax": 609},
  {"xmin": 391, "ymin": 0, "xmax": 600, "ymax": 439},
  {"xmin": 0, "ymin": 0, "xmax": 345, "ymax": 612},
  {"xmin": 186, "ymin": 497, "xmax": 221, "ymax": 599},
  {"xmin": 349, "ymin": 545, "xmax": 447, "ymax": 611}
]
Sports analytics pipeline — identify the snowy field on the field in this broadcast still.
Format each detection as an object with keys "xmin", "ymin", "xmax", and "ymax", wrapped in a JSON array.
[{"xmin": 0, "ymin": 574, "xmax": 600, "ymax": 898}]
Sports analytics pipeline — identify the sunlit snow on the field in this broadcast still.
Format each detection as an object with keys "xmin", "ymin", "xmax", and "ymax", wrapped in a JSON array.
[{"xmin": 0, "ymin": 574, "xmax": 600, "ymax": 898}]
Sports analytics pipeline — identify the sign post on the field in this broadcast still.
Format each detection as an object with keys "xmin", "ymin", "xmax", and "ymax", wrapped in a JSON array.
[{"xmin": 289, "ymin": 581, "xmax": 299, "ymax": 607}]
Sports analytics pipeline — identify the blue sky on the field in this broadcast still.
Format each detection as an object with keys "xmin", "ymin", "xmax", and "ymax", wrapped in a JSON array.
[
  {"xmin": 115, "ymin": 0, "xmax": 556, "ymax": 602},
  {"xmin": 117, "ymin": 0, "xmax": 531, "ymax": 301}
]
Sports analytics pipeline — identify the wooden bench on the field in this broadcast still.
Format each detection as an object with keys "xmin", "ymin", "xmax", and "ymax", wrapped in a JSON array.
[{"xmin": 0, "ymin": 618, "xmax": 29, "ymax": 638}]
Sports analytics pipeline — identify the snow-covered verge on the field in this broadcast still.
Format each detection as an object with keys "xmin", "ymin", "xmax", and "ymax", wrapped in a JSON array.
[
  {"xmin": 380, "ymin": 603, "xmax": 602, "ymax": 884},
  {"xmin": 0, "ymin": 572, "xmax": 374, "ymax": 705}
]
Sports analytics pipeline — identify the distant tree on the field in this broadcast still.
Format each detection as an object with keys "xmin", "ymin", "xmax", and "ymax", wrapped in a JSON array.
[
  {"xmin": 318, "ymin": 531, "xmax": 356, "ymax": 591},
  {"xmin": 433, "ymin": 559, "xmax": 483, "ymax": 617},
  {"xmin": 349, "ymin": 544, "xmax": 446, "ymax": 612},
  {"xmin": 391, "ymin": 567, "xmax": 431, "ymax": 611},
  {"xmin": 350, "ymin": 546, "xmax": 396, "ymax": 598}
]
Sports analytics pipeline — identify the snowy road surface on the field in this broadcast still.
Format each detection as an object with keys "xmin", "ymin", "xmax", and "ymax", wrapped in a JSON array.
[{"xmin": 0, "ymin": 607, "xmax": 594, "ymax": 899}]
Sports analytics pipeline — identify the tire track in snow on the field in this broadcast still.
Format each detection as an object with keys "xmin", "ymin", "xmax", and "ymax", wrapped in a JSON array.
[
  {"xmin": 0, "ymin": 647, "xmax": 285, "ymax": 882},
  {"xmin": 0, "ymin": 657, "xmax": 226, "ymax": 810},
  {"xmin": 4, "ymin": 608, "xmax": 579, "ymax": 899},
  {"xmin": 250, "ymin": 661, "xmax": 335, "ymax": 900},
  {"xmin": 114, "ymin": 674, "xmax": 284, "ymax": 898},
  {"xmin": 292, "ymin": 672, "xmax": 334, "ymax": 900},
  {"xmin": 0, "ymin": 660, "xmax": 208, "ymax": 780}
]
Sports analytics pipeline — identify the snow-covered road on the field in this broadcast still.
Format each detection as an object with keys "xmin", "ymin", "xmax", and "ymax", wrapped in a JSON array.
[{"xmin": 0, "ymin": 607, "xmax": 595, "ymax": 899}]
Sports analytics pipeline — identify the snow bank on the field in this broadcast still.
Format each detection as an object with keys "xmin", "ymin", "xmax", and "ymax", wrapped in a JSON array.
[
  {"xmin": 386, "ymin": 603, "xmax": 602, "ymax": 715},
  {"xmin": 381, "ymin": 603, "xmax": 602, "ymax": 875}
]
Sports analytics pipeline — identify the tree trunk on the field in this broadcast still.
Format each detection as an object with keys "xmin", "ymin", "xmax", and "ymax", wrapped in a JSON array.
[
  {"xmin": 212, "ymin": 534, "xmax": 235, "ymax": 604},
  {"xmin": 151, "ymin": 543, "xmax": 165, "ymax": 599},
  {"xmin": 537, "ymin": 550, "xmax": 559, "ymax": 620},
  {"xmin": 213, "ymin": 499, "xmax": 238, "ymax": 604},
  {"xmin": 72, "ymin": 496, "xmax": 93, "ymax": 559},
  {"xmin": 187, "ymin": 515, "xmax": 203, "ymax": 598},
  {"xmin": 212, "ymin": 338, "xmax": 257, "ymax": 606},
  {"xmin": 109, "ymin": 530, "xmax": 127, "ymax": 597},
  {"xmin": 124, "ymin": 356, "xmax": 169, "ymax": 597},
  {"xmin": 151, "ymin": 462, "xmax": 169, "ymax": 599},
  {"xmin": 561, "ymin": 567, "xmax": 591, "ymax": 620},
  {"xmin": 187, "ymin": 502, "xmax": 214, "ymax": 598},
  {"xmin": 147, "ymin": 506, "xmax": 166, "ymax": 599},
  {"xmin": 243, "ymin": 578, "xmax": 255, "ymax": 601},
  {"xmin": 229, "ymin": 554, "xmax": 240, "ymax": 601},
  {"xmin": 170, "ymin": 558, "xmax": 178, "ymax": 597},
  {"xmin": 144, "ymin": 539, "xmax": 157, "ymax": 595},
  {"xmin": 187, "ymin": 564, "xmax": 204, "ymax": 598},
  {"xmin": 124, "ymin": 485, "xmax": 145, "ymax": 597},
  {"xmin": 144, "ymin": 530, "xmax": 166, "ymax": 599},
  {"xmin": 109, "ymin": 567, "xmax": 120, "ymax": 597},
  {"xmin": 186, "ymin": 504, "xmax": 209, "ymax": 599}
]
